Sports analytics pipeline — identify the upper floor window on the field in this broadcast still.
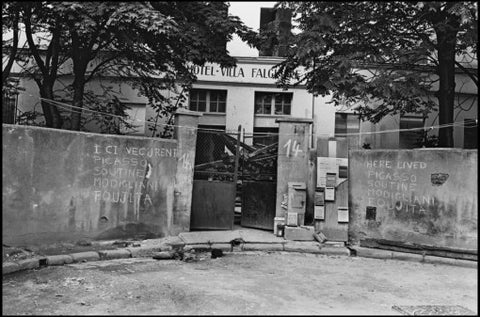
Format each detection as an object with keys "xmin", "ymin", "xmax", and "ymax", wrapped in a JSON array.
[
  {"xmin": 399, "ymin": 115, "xmax": 424, "ymax": 149},
  {"xmin": 335, "ymin": 113, "xmax": 360, "ymax": 136},
  {"xmin": 189, "ymin": 89, "xmax": 226, "ymax": 113},
  {"xmin": 335, "ymin": 112, "xmax": 361, "ymax": 148},
  {"xmin": 255, "ymin": 92, "xmax": 292, "ymax": 115},
  {"xmin": 2, "ymin": 93, "xmax": 17, "ymax": 124},
  {"xmin": 464, "ymin": 118, "xmax": 478, "ymax": 149}
]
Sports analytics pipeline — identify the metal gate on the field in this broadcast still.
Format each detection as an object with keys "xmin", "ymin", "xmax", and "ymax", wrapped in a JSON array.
[
  {"xmin": 239, "ymin": 133, "xmax": 278, "ymax": 230},
  {"xmin": 190, "ymin": 127, "xmax": 241, "ymax": 230}
]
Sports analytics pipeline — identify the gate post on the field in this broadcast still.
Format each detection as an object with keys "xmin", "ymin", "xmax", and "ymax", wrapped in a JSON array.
[
  {"xmin": 171, "ymin": 109, "xmax": 202, "ymax": 235},
  {"xmin": 275, "ymin": 118, "xmax": 313, "ymax": 225}
]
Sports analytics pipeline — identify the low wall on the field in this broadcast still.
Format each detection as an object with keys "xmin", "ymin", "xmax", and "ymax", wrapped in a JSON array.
[
  {"xmin": 349, "ymin": 149, "xmax": 477, "ymax": 251},
  {"xmin": 2, "ymin": 118, "xmax": 198, "ymax": 246}
]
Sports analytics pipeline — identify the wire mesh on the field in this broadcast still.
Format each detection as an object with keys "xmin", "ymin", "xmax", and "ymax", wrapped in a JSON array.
[
  {"xmin": 194, "ymin": 129, "xmax": 240, "ymax": 181},
  {"xmin": 193, "ymin": 128, "xmax": 279, "ymax": 182}
]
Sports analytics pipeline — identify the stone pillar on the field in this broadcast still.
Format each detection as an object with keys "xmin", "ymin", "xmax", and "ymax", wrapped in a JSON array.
[
  {"xmin": 275, "ymin": 118, "xmax": 313, "ymax": 220},
  {"xmin": 171, "ymin": 109, "xmax": 202, "ymax": 235}
]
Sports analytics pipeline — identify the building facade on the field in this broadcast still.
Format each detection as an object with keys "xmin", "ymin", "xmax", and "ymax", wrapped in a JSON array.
[{"xmin": 4, "ymin": 4, "xmax": 478, "ymax": 149}]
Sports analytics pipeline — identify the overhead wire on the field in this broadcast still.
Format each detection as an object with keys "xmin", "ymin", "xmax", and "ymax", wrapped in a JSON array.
[{"xmin": 15, "ymin": 93, "xmax": 479, "ymax": 137}]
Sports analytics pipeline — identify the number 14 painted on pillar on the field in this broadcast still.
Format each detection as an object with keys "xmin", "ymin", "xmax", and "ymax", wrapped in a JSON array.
[{"xmin": 283, "ymin": 139, "xmax": 303, "ymax": 157}]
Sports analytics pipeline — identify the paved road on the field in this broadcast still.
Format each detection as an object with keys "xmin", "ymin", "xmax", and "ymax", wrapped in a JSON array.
[{"xmin": 2, "ymin": 251, "xmax": 477, "ymax": 315}]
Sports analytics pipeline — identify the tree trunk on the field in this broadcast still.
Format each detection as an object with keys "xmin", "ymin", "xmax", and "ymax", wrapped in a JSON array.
[
  {"xmin": 39, "ymin": 79, "xmax": 63, "ymax": 129},
  {"xmin": 435, "ymin": 19, "xmax": 459, "ymax": 148},
  {"xmin": 70, "ymin": 77, "xmax": 85, "ymax": 131}
]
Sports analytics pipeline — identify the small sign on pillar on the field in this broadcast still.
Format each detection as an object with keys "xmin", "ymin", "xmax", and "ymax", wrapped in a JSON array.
[
  {"xmin": 287, "ymin": 212, "xmax": 299, "ymax": 226},
  {"xmin": 338, "ymin": 207, "xmax": 349, "ymax": 223},
  {"xmin": 325, "ymin": 187, "xmax": 335, "ymax": 201},
  {"xmin": 314, "ymin": 205, "xmax": 325, "ymax": 220},
  {"xmin": 314, "ymin": 189, "xmax": 325, "ymax": 220}
]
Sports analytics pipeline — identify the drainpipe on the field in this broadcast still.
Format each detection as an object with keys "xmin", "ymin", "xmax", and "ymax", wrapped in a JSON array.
[
  {"xmin": 311, "ymin": 92, "xmax": 315, "ymax": 149},
  {"xmin": 311, "ymin": 59, "xmax": 316, "ymax": 149}
]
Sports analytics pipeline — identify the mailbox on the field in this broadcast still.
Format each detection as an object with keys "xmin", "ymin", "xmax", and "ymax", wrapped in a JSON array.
[{"xmin": 287, "ymin": 182, "xmax": 307, "ymax": 226}]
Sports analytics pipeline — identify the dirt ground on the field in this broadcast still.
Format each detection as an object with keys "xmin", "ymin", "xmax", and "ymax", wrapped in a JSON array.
[{"xmin": 2, "ymin": 251, "xmax": 477, "ymax": 315}]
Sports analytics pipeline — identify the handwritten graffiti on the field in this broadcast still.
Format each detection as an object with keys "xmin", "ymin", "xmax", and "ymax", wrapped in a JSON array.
[
  {"xmin": 283, "ymin": 139, "xmax": 303, "ymax": 158},
  {"xmin": 91, "ymin": 144, "xmax": 174, "ymax": 205},
  {"xmin": 365, "ymin": 159, "xmax": 434, "ymax": 213},
  {"xmin": 178, "ymin": 152, "xmax": 193, "ymax": 170}
]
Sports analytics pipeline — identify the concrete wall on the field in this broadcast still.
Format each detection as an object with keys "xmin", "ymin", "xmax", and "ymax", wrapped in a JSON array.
[
  {"xmin": 2, "ymin": 111, "xmax": 199, "ymax": 246},
  {"xmin": 349, "ymin": 149, "xmax": 477, "ymax": 250}
]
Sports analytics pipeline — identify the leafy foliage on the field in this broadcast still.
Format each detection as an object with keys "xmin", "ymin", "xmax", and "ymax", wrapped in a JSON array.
[
  {"xmin": 3, "ymin": 1, "xmax": 259, "ymax": 133},
  {"xmin": 273, "ymin": 2, "xmax": 478, "ymax": 147}
]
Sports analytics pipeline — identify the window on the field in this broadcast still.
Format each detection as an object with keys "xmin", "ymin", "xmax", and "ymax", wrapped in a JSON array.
[
  {"xmin": 2, "ymin": 93, "xmax": 17, "ymax": 124},
  {"xmin": 399, "ymin": 116, "xmax": 424, "ymax": 149},
  {"xmin": 464, "ymin": 118, "xmax": 478, "ymax": 149},
  {"xmin": 209, "ymin": 90, "xmax": 226, "ymax": 113},
  {"xmin": 189, "ymin": 89, "xmax": 226, "ymax": 113},
  {"xmin": 335, "ymin": 112, "xmax": 360, "ymax": 149},
  {"xmin": 335, "ymin": 113, "xmax": 360, "ymax": 136},
  {"xmin": 255, "ymin": 92, "xmax": 292, "ymax": 115}
]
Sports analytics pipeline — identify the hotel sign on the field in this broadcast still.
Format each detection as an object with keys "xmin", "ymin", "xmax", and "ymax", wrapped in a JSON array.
[{"xmin": 188, "ymin": 62, "xmax": 302, "ymax": 85}]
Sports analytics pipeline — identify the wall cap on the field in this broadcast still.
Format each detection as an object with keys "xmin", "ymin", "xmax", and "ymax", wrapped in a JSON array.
[
  {"xmin": 350, "ymin": 148, "xmax": 478, "ymax": 153},
  {"xmin": 1, "ymin": 123, "xmax": 177, "ymax": 143}
]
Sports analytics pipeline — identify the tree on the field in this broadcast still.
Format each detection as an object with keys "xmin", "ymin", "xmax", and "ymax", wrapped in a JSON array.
[
  {"xmin": 274, "ymin": 2, "xmax": 478, "ymax": 147},
  {"xmin": 2, "ymin": 2, "xmax": 20, "ymax": 83},
  {"xmin": 4, "ymin": 2, "xmax": 258, "ymax": 132}
]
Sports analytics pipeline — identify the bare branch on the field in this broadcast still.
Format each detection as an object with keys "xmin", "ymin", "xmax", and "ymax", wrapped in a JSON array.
[
  {"xmin": 24, "ymin": 7, "xmax": 48, "ymax": 76},
  {"xmin": 2, "ymin": 9, "xmax": 19, "ymax": 82},
  {"xmin": 84, "ymin": 54, "xmax": 121, "ymax": 83},
  {"xmin": 455, "ymin": 60, "xmax": 479, "ymax": 87}
]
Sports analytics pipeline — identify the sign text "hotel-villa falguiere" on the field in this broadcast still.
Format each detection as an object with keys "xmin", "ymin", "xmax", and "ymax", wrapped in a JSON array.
[{"xmin": 189, "ymin": 64, "xmax": 278, "ymax": 79}]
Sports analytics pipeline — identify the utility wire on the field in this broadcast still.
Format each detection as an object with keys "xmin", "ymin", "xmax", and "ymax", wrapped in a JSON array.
[{"xmin": 15, "ymin": 94, "xmax": 478, "ymax": 137}]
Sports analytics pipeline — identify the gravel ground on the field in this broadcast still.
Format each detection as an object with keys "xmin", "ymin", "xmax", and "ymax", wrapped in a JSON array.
[{"xmin": 2, "ymin": 251, "xmax": 477, "ymax": 315}]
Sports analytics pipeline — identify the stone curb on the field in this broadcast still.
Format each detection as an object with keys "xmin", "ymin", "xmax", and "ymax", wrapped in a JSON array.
[
  {"xmin": 351, "ymin": 246, "xmax": 478, "ymax": 268},
  {"xmin": 210, "ymin": 243, "xmax": 233, "ymax": 251},
  {"xmin": 5, "ymin": 242, "xmax": 472, "ymax": 277},
  {"xmin": 98, "ymin": 249, "xmax": 132, "ymax": 260},
  {"xmin": 184, "ymin": 244, "xmax": 214, "ymax": 252},
  {"xmin": 284, "ymin": 242, "xmax": 322, "ymax": 254},
  {"xmin": 3, "ymin": 262, "xmax": 21, "ymax": 275},
  {"xmin": 319, "ymin": 246, "xmax": 351, "ymax": 256},
  {"xmin": 46, "ymin": 254, "xmax": 74, "ymax": 266},
  {"xmin": 243, "ymin": 243, "xmax": 285, "ymax": 252},
  {"xmin": 70, "ymin": 251, "xmax": 101, "ymax": 263},
  {"xmin": 125, "ymin": 246, "xmax": 161, "ymax": 258},
  {"xmin": 17, "ymin": 258, "xmax": 40, "ymax": 271}
]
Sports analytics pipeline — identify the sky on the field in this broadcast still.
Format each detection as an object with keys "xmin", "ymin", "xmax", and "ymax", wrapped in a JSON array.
[{"xmin": 226, "ymin": 1, "xmax": 278, "ymax": 57}]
